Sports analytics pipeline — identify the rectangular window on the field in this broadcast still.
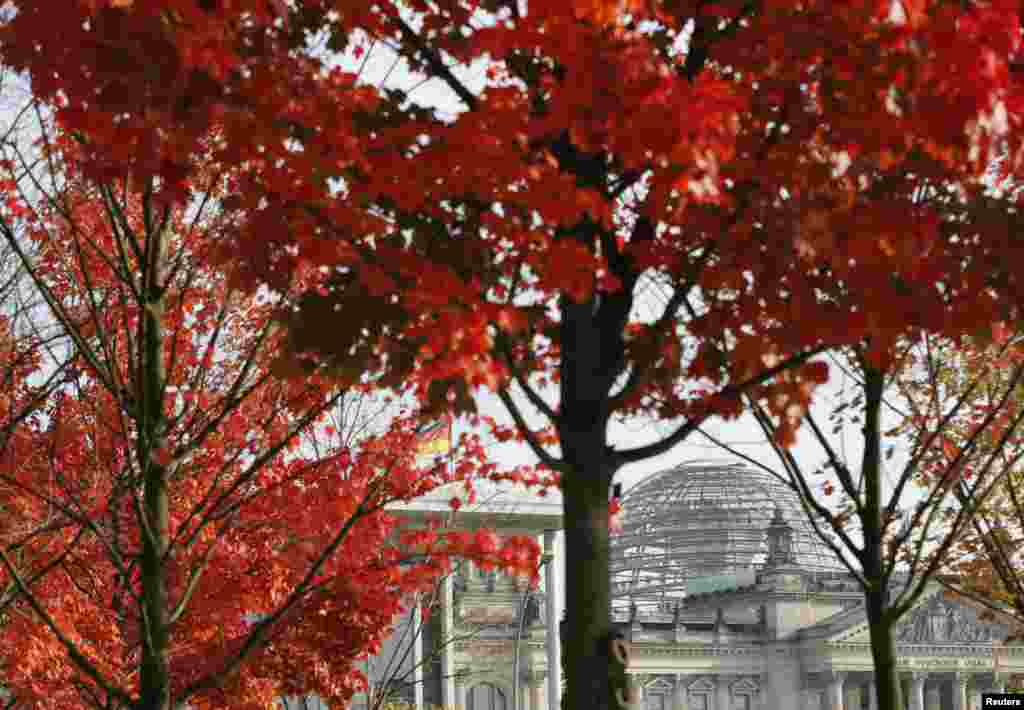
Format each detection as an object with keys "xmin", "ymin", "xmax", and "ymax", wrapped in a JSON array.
[
  {"xmin": 688, "ymin": 694, "xmax": 709, "ymax": 710},
  {"xmin": 731, "ymin": 695, "xmax": 750, "ymax": 710},
  {"xmin": 645, "ymin": 693, "xmax": 665, "ymax": 710}
]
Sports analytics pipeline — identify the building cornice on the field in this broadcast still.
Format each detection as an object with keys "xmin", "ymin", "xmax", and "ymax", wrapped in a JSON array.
[
  {"xmin": 630, "ymin": 642, "xmax": 767, "ymax": 658},
  {"xmin": 689, "ymin": 590, "xmax": 862, "ymax": 607},
  {"xmin": 827, "ymin": 641, "xmax": 1024, "ymax": 658},
  {"xmin": 454, "ymin": 640, "xmax": 548, "ymax": 652},
  {"xmin": 386, "ymin": 482, "xmax": 563, "ymax": 530}
]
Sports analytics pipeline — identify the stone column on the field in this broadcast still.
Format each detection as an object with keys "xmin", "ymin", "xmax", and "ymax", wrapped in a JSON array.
[
  {"xmin": 519, "ymin": 680, "xmax": 530, "ymax": 710},
  {"xmin": 673, "ymin": 676, "xmax": 688, "ymax": 710},
  {"xmin": 866, "ymin": 679, "xmax": 878, "ymax": 710},
  {"xmin": 844, "ymin": 682, "xmax": 861, "ymax": 710},
  {"xmin": 413, "ymin": 600, "xmax": 425, "ymax": 710},
  {"xmin": 970, "ymin": 685, "xmax": 983, "ymax": 710},
  {"xmin": 903, "ymin": 673, "xmax": 926, "ymax": 710},
  {"xmin": 715, "ymin": 675, "xmax": 731, "ymax": 710},
  {"xmin": 530, "ymin": 676, "xmax": 545, "ymax": 710},
  {"xmin": 466, "ymin": 560, "xmax": 482, "ymax": 591},
  {"xmin": 925, "ymin": 682, "xmax": 940, "ymax": 710},
  {"xmin": 824, "ymin": 672, "xmax": 845, "ymax": 710},
  {"xmin": 952, "ymin": 673, "xmax": 969, "ymax": 710},
  {"xmin": 442, "ymin": 573, "xmax": 457, "ymax": 710},
  {"xmin": 456, "ymin": 676, "xmax": 467, "ymax": 710},
  {"xmin": 543, "ymin": 531, "xmax": 561, "ymax": 710},
  {"xmin": 993, "ymin": 673, "xmax": 1008, "ymax": 694},
  {"xmin": 802, "ymin": 689, "xmax": 821, "ymax": 710}
]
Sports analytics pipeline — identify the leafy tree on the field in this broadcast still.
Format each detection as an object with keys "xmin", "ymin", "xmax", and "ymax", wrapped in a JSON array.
[
  {"xmin": 0, "ymin": 109, "xmax": 545, "ymax": 710},
  {"xmin": 704, "ymin": 335, "xmax": 1024, "ymax": 710},
  {"xmin": 4, "ymin": 3, "xmax": 1024, "ymax": 710},
  {"xmin": 895, "ymin": 332, "xmax": 1024, "ymax": 632}
]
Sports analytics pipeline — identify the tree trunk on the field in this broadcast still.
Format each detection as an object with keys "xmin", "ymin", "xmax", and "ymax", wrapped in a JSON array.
[
  {"xmin": 560, "ymin": 455, "xmax": 616, "ymax": 710},
  {"xmin": 860, "ymin": 365, "xmax": 902, "ymax": 710},
  {"xmin": 557, "ymin": 284, "xmax": 632, "ymax": 710},
  {"xmin": 136, "ymin": 221, "xmax": 172, "ymax": 710},
  {"xmin": 865, "ymin": 591, "xmax": 903, "ymax": 710}
]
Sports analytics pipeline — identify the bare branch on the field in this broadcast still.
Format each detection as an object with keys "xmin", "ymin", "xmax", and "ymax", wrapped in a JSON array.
[
  {"xmin": 615, "ymin": 345, "xmax": 828, "ymax": 464},
  {"xmin": 0, "ymin": 542, "xmax": 133, "ymax": 707},
  {"xmin": 496, "ymin": 386, "xmax": 564, "ymax": 471}
]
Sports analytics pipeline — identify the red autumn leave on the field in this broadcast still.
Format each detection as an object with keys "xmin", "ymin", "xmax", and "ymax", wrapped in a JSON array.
[
  {"xmin": 0, "ymin": 115, "xmax": 552, "ymax": 710},
  {"xmin": 2, "ymin": 0, "xmax": 1019, "ymax": 433},
  {"xmin": 5, "ymin": 3, "xmax": 1024, "ymax": 710}
]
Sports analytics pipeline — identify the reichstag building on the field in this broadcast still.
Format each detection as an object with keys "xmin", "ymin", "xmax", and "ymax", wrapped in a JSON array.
[{"xmin": 337, "ymin": 461, "xmax": 1024, "ymax": 710}]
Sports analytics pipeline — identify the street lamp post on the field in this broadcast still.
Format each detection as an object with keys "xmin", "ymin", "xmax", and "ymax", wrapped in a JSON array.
[{"xmin": 512, "ymin": 556, "xmax": 550, "ymax": 710}]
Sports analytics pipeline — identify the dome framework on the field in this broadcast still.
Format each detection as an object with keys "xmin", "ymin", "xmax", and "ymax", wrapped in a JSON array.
[{"xmin": 610, "ymin": 461, "xmax": 841, "ymax": 613}]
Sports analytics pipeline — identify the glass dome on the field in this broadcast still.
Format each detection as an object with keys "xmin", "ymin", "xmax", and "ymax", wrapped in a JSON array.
[{"xmin": 610, "ymin": 460, "xmax": 841, "ymax": 613}]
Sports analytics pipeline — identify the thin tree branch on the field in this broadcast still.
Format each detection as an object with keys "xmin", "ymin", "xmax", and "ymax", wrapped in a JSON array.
[
  {"xmin": 495, "ymin": 386, "xmax": 563, "ymax": 471},
  {"xmin": 615, "ymin": 345, "xmax": 828, "ymax": 464},
  {"xmin": 0, "ymin": 544, "xmax": 134, "ymax": 707}
]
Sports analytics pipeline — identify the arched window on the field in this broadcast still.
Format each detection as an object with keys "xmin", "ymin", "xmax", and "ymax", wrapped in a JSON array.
[{"xmin": 467, "ymin": 683, "xmax": 506, "ymax": 710}]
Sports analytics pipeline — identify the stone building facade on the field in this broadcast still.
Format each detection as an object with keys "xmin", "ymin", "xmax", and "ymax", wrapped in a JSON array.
[
  {"xmin": 341, "ymin": 465, "xmax": 1024, "ymax": 710},
  {"xmin": 607, "ymin": 562, "xmax": 1023, "ymax": 710},
  {"xmin": 345, "ymin": 480, "xmax": 563, "ymax": 710}
]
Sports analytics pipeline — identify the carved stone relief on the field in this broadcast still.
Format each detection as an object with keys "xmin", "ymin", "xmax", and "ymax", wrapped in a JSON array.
[{"xmin": 894, "ymin": 591, "xmax": 1009, "ymax": 644}]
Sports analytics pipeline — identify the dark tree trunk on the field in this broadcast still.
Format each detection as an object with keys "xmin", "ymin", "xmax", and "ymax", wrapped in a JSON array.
[
  {"xmin": 560, "ymin": 451, "xmax": 618, "ymax": 710},
  {"xmin": 865, "ymin": 591, "xmax": 903, "ymax": 710},
  {"xmin": 556, "ymin": 279, "xmax": 633, "ymax": 710},
  {"xmin": 860, "ymin": 365, "xmax": 902, "ymax": 710},
  {"xmin": 136, "ymin": 223, "xmax": 172, "ymax": 710}
]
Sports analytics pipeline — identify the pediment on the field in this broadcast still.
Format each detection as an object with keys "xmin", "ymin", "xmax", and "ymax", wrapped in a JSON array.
[
  {"xmin": 827, "ymin": 586, "xmax": 1012, "ymax": 644},
  {"xmin": 687, "ymin": 677, "xmax": 715, "ymax": 692},
  {"xmin": 641, "ymin": 676, "xmax": 676, "ymax": 692},
  {"xmin": 892, "ymin": 588, "xmax": 1011, "ymax": 644},
  {"xmin": 730, "ymin": 678, "xmax": 759, "ymax": 694}
]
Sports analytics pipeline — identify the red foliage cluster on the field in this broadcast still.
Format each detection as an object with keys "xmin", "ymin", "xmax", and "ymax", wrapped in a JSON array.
[
  {"xmin": 4, "ymin": 1, "xmax": 1024, "ymax": 704},
  {"xmin": 0, "ymin": 132, "xmax": 551, "ymax": 708},
  {"xmin": 3, "ymin": 1, "xmax": 1022, "ymax": 445}
]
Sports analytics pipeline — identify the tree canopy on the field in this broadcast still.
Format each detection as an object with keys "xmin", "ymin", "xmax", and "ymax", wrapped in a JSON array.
[
  {"xmin": 0, "ymin": 108, "xmax": 547, "ymax": 710},
  {"xmin": 3, "ymin": 3, "xmax": 1024, "ymax": 710}
]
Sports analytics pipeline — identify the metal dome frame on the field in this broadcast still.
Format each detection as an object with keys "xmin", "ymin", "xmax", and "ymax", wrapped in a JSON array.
[{"xmin": 610, "ymin": 460, "xmax": 841, "ymax": 612}]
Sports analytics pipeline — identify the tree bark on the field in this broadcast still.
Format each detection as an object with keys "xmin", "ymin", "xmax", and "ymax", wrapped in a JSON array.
[
  {"xmin": 860, "ymin": 364, "xmax": 903, "ymax": 710},
  {"xmin": 560, "ymin": 454, "xmax": 616, "ymax": 710},
  {"xmin": 136, "ymin": 220, "xmax": 172, "ymax": 710},
  {"xmin": 557, "ymin": 284, "xmax": 632, "ymax": 710},
  {"xmin": 865, "ymin": 592, "xmax": 903, "ymax": 710}
]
